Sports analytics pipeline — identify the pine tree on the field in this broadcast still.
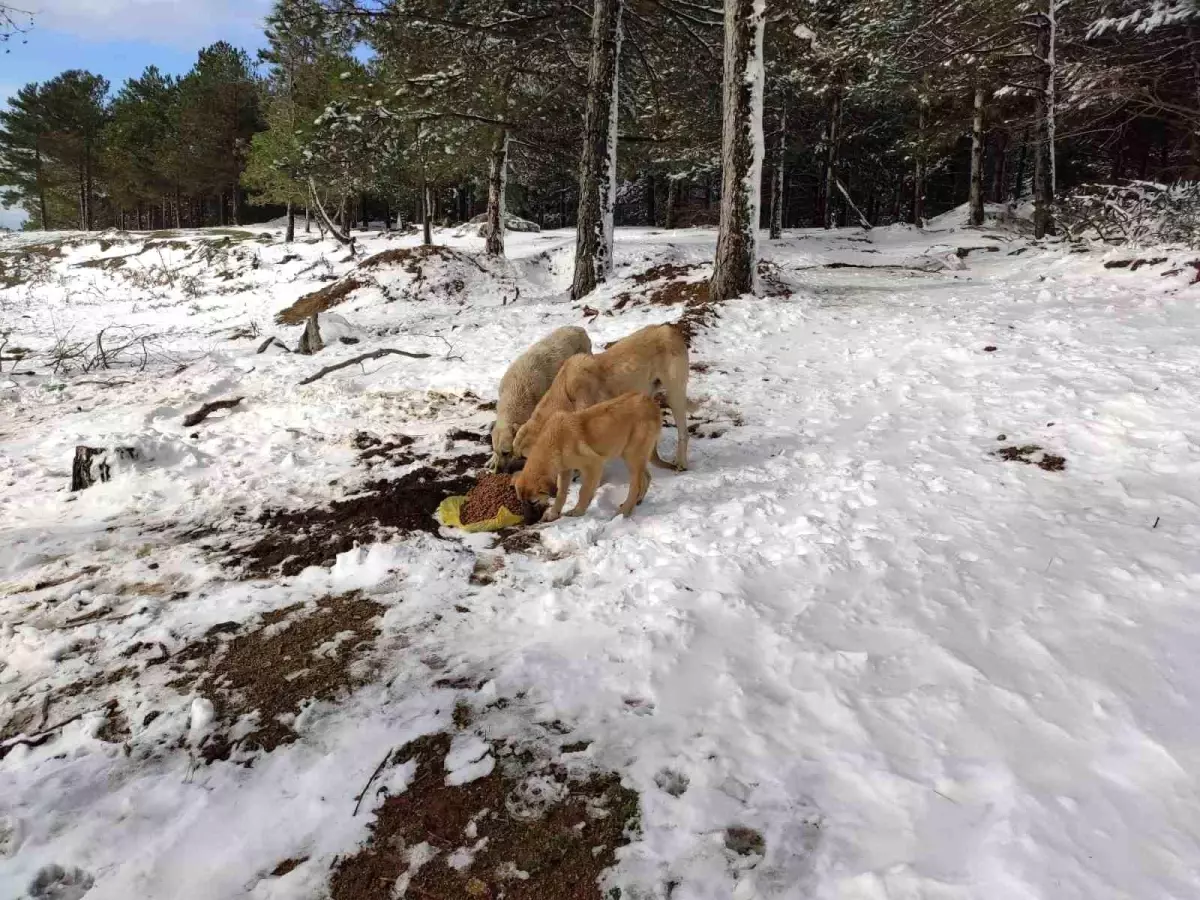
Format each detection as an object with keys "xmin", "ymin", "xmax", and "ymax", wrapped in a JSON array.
[{"xmin": 178, "ymin": 43, "xmax": 262, "ymax": 226}]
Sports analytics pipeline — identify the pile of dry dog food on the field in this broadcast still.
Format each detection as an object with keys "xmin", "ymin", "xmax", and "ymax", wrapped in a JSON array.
[{"xmin": 460, "ymin": 473, "xmax": 525, "ymax": 525}]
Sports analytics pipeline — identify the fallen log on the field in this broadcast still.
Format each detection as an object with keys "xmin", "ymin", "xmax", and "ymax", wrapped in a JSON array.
[
  {"xmin": 182, "ymin": 396, "xmax": 244, "ymax": 427},
  {"xmin": 299, "ymin": 348, "xmax": 433, "ymax": 386}
]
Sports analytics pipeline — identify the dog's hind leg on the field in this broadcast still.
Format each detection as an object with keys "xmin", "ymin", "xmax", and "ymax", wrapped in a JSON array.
[{"xmin": 665, "ymin": 385, "xmax": 689, "ymax": 470}]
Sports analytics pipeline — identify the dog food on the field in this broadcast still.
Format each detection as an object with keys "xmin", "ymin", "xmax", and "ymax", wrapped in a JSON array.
[{"xmin": 460, "ymin": 473, "xmax": 524, "ymax": 525}]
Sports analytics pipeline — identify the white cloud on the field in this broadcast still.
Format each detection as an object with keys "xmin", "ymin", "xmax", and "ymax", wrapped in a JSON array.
[{"xmin": 29, "ymin": 0, "xmax": 272, "ymax": 47}]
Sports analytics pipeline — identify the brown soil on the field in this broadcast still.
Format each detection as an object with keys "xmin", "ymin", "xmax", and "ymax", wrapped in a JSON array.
[
  {"xmin": 673, "ymin": 296, "xmax": 720, "ymax": 347},
  {"xmin": 172, "ymin": 593, "xmax": 383, "ymax": 759},
  {"xmin": 270, "ymin": 858, "xmax": 309, "ymax": 878},
  {"xmin": 648, "ymin": 279, "xmax": 707, "ymax": 307},
  {"xmin": 630, "ymin": 262, "xmax": 699, "ymax": 285},
  {"xmin": 276, "ymin": 277, "xmax": 366, "ymax": 325},
  {"xmin": 329, "ymin": 733, "xmax": 639, "ymax": 900},
  {"xmin": 237, "ymin": 459, "xmax": 486, "ymax": 578},
  {"xmin": 461, "ymin": 474, "xmax": 523, "ymax": 525},
  {"xmin": 498, "ymin": 529, "xmax": 541, "ymax": 555},
  {"xmin": 993, "ymin": 444, "xmax": 1067, "ymax": 472},
  {"xmin": 354, "ymin": 431, "xmax": 417, "ymax": 469},
  {"xmin": 360, "ymin": 245, "xmax": 459, "ymax": 273}
]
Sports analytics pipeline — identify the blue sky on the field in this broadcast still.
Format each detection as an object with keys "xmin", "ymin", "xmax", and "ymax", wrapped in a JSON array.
[{"xmin": 0, "ymin": 0, "xmax": 274, "ymax": 228}]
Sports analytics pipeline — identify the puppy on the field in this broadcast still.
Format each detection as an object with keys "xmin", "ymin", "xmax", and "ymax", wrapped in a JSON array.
[
  {"xmin": 489, "ymin": 325, "xmax": 592, "ymax": 472},
  {"xmin": 513, "ymin": 392, "xmax": 665, "ymax": 521},
  {"xmin": 512, "ymin": 323, "xmax": 689, "ymax": 470}
]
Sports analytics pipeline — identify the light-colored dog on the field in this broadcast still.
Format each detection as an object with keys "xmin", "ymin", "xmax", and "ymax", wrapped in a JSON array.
[
  {"xmin": 489, "ymin": 325, "xmax": 592, "ymax": 472},
  {"xmin": 513, "ymin": 392, "xmax": 669, "ymax": 521},
  {"xmin": 512, "ymin": 323, "xmax": 689, "ymax": 470}
]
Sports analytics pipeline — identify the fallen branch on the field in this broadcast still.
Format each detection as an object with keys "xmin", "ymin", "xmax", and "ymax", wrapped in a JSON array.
[
  {"xmin": 0, "ymin": 700, "xmax": 118, "ymax": 760},
  {"xmin": 835, "ymin": 177, "xmax": 872, "ymax": 231},
  {"xmin": 182, "ymin": 396, "xmax": 244, "ymax": 427},
  {"xmin": 299, "ymin": 348, "xmax": 432, "ymax": 386},
  {"xmin": 257, "ymin": 336, "xmax": 290, "ymax": 354},
  {"xmin": 353, "ymin": 748, "xmax": 393, "ymax": 816}
]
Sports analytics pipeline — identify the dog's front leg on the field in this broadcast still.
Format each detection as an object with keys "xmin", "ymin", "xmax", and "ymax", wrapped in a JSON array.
[
  {"xmin": 565, "ymin": 463, "xmax": 602, "ymax": 517},
  {"xmin": 542, "ymin": 470, "xmax": 571, "ymax": 523}
]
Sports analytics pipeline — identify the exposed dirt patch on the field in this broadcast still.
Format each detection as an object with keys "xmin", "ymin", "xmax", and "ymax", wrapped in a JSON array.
[
  {"xmin": 993, "ymin": 444, "xmax": 1067, "ymax": 472},
  {"xmin": 354, "ymin": 431, "xmax": 417, "ymax": 469},
  {"xmin": 631, "ymin": 262, "xmax": 700, "ymax": 286},
  {"xmin": 173, "ymin": 593, "xmax": 383, "ymax": 758},
  {"xmin": 360, "ymin": 245, "xmax": 458, "ymax": 273},
  {"xmin": 276, "ymin": 277, "xmax": 366, "ymax": 325},
  {"xmin": 673, "ymin": 297, "xmax": 720, "ymax": 347},
  {"xmin": 329, "ymin": 732, "xmax": 639, "ymax": 900},
  {"xmin": 498, "ymin": 529, "xmax": 542, "ymax": 555},
  {"xmin": 270, "ymin": 857, "xmax": 309, "ymax": 878},
  {"xmin": 234, "ymin": 456, "xmax": 487, "ymax": 577}
]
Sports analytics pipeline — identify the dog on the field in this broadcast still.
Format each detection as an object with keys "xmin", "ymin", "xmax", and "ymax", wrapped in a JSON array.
[
  {"xmin": 489, "ymin": 325, "xmax": 592, "ymax": 472},
  {"xmin": 512, "ymin": 323, "xmax": 689, "ymax": 470},
  {"xmin": 513, "ymin": 392, "xmax": 671, "ymax": 521}
]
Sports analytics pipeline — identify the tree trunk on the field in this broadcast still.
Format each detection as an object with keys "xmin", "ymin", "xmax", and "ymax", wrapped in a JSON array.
[
  {"xmin": 218, "ymin": 193, "xmax": 226, "ymax": 227},
  {"xmin": 570, "ymin": 0, "xmax": 623, "ymax": 301},
  {"xmin": 914, "ymin": 86, "xmax": 927, "ymax": 226},
  {"xmin": 822, "ymin": 92, "xmax": 841, "ymax": 230},
  {"xmin": 308, "ymin": 178, "xmax": 355, "ymax": 249},
  {"xmin": 173, "ymin": 187, "xmax": 182, "ymax": 228},
  {"xmin": 285, "ymin": 201, "xmax": 295, "ymax": 243},
  {"xmin": 486, "ymin": 129, "xmax": 509, "ymax": 257},
  {"xmin": 645, "ymin": 172, "xmax": 656, "ymax": 226},
  {"xmin": 304, "ymin": 205, "xmax": 311, "ymax": 233},
  {"xmin": 230, "ymin": 184, "xmax": 241, "ymax": 226},
  {"xmin": 78, "ymin": 163, "xmax": 86, "ymax": 231},
  {"xmin": 422, "ymin": 180, "xmax": 433, "ymax": 246},
  {"xmin": 1013, "ymin": 129, "xmax": 1029, "ymax": 202},
  {"xmin": 991, "ymin": 131, "xmax": 1009, "ymax": 202},
  {"xmin": 361, "ymin": 195, "xmax": 369, "ymax": 230},
  {"xmin": 709, "ymin": 0, "xmax": 767, "ymax": 303},
  {"xmin": 769, "ymin": 103, "xmax": 785, "ymax": 240},
  {"xmin": 1033, "ymin": 7, "xmax": 1055, "ymax": 238},
  {"xmin": 665, "ymin": 177, "xmax": 678, "ymax": 228},
  {"xmin": 35, "ymin": 144, "xmax": 48, "ymax": 229},
  {"xmin": 969, "ymin": 84, "xmax": 986, "ymax": 227},
  {"xmin": 84, "ymin": 139, "xmax": 93, "ymax": 231}
]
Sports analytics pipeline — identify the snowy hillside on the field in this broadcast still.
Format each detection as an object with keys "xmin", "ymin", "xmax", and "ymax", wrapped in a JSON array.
[{"xmin": 2, "ymin": 220, "xmax": 1200, "ymax": 900}]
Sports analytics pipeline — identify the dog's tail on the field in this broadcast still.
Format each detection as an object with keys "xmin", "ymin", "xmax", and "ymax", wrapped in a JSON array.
[{"xmin": 651, "ymin": 445, "xmax": 678, "ymax": 470}]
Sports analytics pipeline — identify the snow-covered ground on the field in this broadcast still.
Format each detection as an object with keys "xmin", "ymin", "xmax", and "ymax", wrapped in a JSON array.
[{"xmin": 2, "ymin": 215, "xmax": 1200, "ymax": 900}]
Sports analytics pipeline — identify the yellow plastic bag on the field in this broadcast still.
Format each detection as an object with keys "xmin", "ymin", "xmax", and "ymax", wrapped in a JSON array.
[{"xmin": 437, "ymin": 495, "xmax": 525, "ymax": 533}]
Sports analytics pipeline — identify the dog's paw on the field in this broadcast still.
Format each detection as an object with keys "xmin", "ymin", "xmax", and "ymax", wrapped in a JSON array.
[
  {"xmin": 564, "ymin": 507, "xmax": 587, "ymax": 518},
  {"xmin": 541, "ymin": 509, "xmax": 561, "ymax": 523}
]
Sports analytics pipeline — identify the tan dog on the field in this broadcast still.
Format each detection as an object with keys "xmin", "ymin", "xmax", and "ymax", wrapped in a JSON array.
[
  {"xmin": 489, "ymin": 325, "xmax": 592, "ymax": 472},
  {"xmin": 513, "ymin": 392, "xmax": 669, "ymax": 521},
  {"xmin": 512, "ymin": 323, "xmax": 689, "ymax": 470}
]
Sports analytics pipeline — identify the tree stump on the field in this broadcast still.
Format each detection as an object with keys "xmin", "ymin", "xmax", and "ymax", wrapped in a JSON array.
[
  {"xmin": 297, "ymin": 314, "xmax": 324, "ymax": 355},
  {"xmin": 72, "ymin": 446, "xmax": 138, "ymax": 492}
]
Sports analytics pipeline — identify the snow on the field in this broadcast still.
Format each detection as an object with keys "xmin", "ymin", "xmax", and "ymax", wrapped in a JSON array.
[{"xmin": 3, "ymin": 220, "xmax": 1200, "ymax": 899}]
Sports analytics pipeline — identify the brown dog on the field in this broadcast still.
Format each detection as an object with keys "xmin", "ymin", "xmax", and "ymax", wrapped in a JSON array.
[
  {"xmin": 513, "ymin": 392, "xmax": 667, "ymax": 522},
  {"xmin": 512, "ymin": 323, "xmax": 690, "ymax": 470}
]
